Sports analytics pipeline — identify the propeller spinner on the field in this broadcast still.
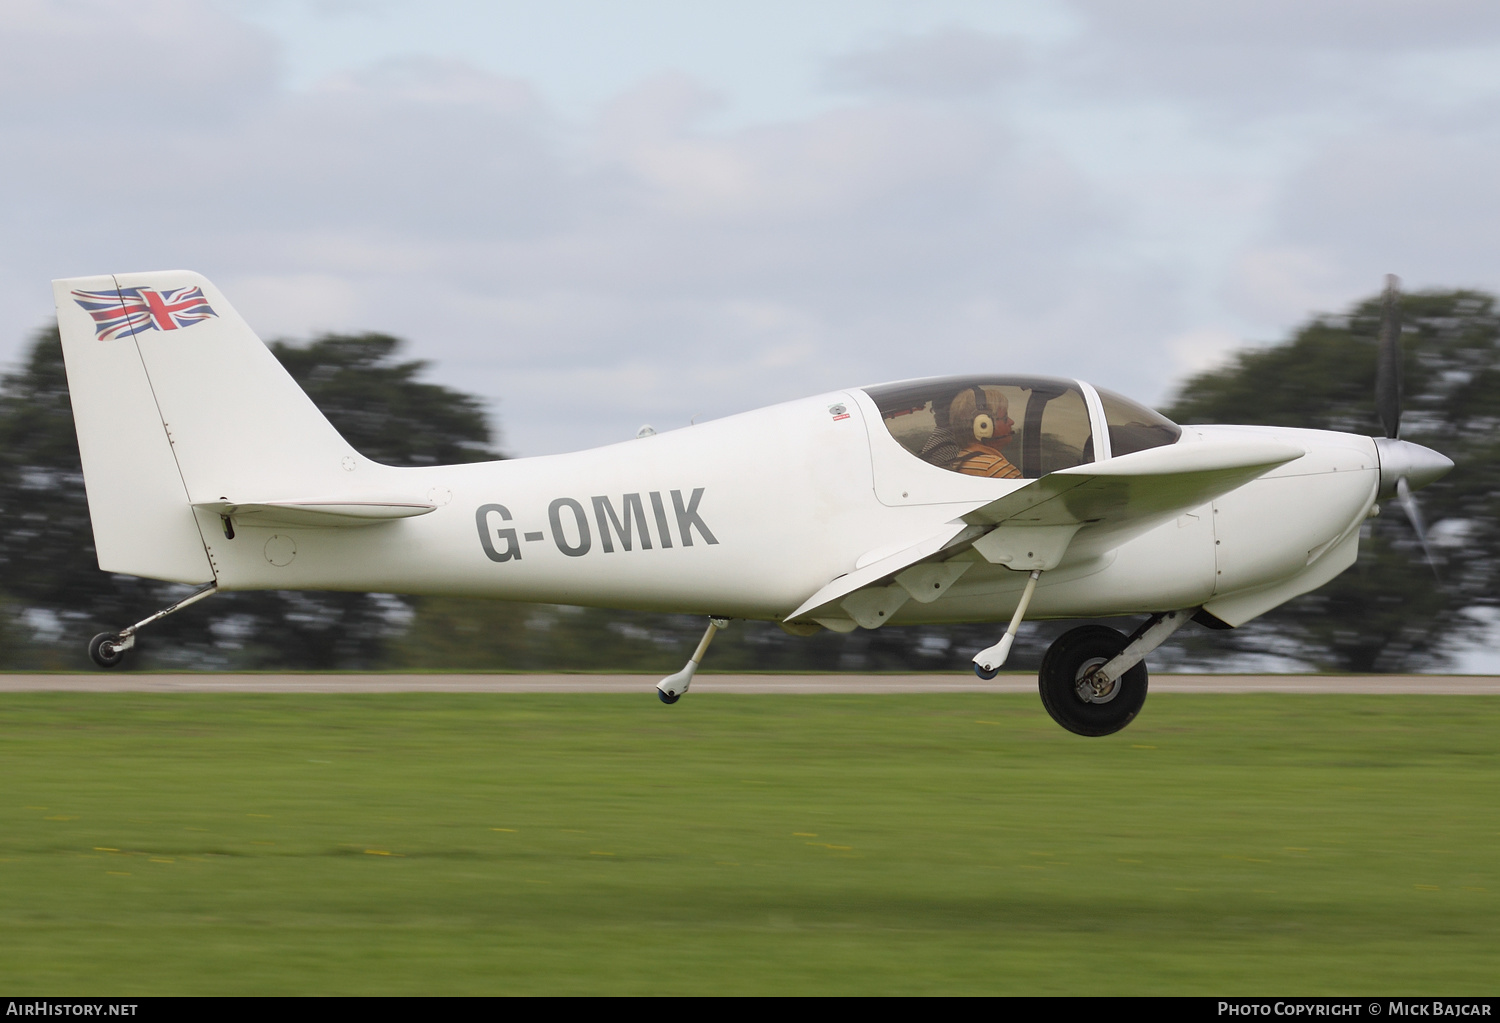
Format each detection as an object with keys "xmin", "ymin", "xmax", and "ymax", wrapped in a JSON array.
[{"xmin": 1368, "ymin": 274, "xmax": 1453, "ymax": 574}]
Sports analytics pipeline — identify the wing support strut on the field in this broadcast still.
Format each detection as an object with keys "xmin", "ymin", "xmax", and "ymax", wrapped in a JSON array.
[{"xmin": 972, "ymin": 570, "xmax": 1042, "ymax": 676}]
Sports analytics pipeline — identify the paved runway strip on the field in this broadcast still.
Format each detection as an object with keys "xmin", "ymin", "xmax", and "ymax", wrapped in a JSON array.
[{"xmin": 1, "ymin": 673, "xmax": 1497, "ymax": 693}]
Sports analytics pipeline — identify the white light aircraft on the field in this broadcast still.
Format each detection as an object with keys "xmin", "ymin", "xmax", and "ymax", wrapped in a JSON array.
[{"xmin": 56, "ymin": 271, "xmax": 1452, "ymax": 735}]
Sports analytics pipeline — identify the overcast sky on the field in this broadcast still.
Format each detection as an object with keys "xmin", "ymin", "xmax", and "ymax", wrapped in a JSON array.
[{"xmin": 7, "ymin": 0, "xmax": 1500, "ymax": 457}]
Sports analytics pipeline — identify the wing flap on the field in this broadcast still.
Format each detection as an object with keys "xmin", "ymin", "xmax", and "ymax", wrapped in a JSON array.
[{"xmin": 786, "ymin": 522, "xmax": 983, "ymax": 622}]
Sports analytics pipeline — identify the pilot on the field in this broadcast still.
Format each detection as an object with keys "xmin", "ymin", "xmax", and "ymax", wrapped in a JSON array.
[{"xmin": 946, "ymin": 386, "xmax": 1021, "ymax": 479}]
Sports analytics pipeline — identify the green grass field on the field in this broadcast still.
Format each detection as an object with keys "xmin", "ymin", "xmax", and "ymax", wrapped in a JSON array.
[{"xmin": 0, "ymin": 692, "xmax": 1495, "ymax": 995}]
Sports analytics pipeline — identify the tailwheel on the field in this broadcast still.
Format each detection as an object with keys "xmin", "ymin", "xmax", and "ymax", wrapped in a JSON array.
[
  {"xmin": 82, "ymin": 583, "xmax": 217, "ymax": 671},
  {"xmin": 88, "ymin": 632, "xmax": 128, "ymax": 669},
  {"xmin": 1038, "ymin": 624, "xmax": 1148, "ymax": 737}
]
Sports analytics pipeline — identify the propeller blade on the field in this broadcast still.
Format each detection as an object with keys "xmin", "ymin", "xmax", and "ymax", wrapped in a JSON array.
[
  {"xmin": 1375, "ymin": 274, "xmax": 1403, "ymax": 439},
  {"xmin": 1395, "ymin": 476, "xmax": 1439, "ymax": 578}
]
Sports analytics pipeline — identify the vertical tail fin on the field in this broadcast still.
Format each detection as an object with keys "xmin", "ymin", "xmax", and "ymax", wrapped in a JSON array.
[{"xmin": 54, "ymin": 270, "xmax": 368, "ymax": 583}]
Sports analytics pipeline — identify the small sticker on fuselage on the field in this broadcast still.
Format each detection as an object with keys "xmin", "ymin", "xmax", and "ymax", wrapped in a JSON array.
[{"xmin": 828, "ymin": 403, "xmax": 850, "ymax": 422}]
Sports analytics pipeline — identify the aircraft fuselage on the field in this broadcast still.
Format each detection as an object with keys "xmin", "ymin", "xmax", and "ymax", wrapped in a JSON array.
[{"xmin": 192, "ymin": 388, "xmax": 1379, "ymax": 631}]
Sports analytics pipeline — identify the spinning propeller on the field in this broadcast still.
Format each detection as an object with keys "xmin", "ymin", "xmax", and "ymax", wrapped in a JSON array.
[{"xmin": 1370, "ymin": 275, "xmax": 1453, "ymax": 575}]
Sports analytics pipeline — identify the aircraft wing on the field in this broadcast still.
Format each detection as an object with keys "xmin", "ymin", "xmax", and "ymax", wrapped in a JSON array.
[
  {"xmin": 959, "ymin": 437, "xmax": 1304, "ymax": 564},
  {"xmin": 788, "ymin": 438, "xmax": 1302, "ymax": 626},
  {"xmin": 194, "ymin": 498, "xmax": 436, "ymax": 528}
]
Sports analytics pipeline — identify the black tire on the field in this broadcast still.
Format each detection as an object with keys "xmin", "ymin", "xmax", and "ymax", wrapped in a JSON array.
[
  {"xmin": 88, "ymin": 632, "xmax": 126, "ymax": 669},
  {"xmin": 1037, "ymin": 624, "xmax": 1148, "ymax": 737}
]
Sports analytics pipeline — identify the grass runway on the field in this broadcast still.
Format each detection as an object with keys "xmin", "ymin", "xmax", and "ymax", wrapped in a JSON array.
[{"xmin": 0, "ymin": 692, "xmax": 1496, "ymax": 995}]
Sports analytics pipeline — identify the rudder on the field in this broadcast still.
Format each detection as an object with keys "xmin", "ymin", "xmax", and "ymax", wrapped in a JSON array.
[{"xmin": 54, "ymin": 273, "xmax": 212, "ymax": 583}]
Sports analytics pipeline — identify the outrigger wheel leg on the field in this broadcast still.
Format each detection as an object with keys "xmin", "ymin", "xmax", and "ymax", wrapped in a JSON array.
[
  {"xmin": 973, "ymin": 570, "xmax": 1042, "ymax": 679},
  {"xmin": 86, "ymin": 583, "xmax": 219, "ymax": 670},
  {"xmin": 656, "ymin": 617, "xmax": 730, "ymax": 704}
]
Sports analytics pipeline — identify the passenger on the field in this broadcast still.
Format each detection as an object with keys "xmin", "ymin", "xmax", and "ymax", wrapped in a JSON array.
[
  {"xmin": 946, "ymin": 386, "xmax": 1021, "ymax": 479},
  {"xmin": 919, "ymin": 424, "xmax": 960, "ymax": 467}
]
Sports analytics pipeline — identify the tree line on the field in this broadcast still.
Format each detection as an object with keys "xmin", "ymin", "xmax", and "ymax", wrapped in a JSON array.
[{"xmin": 2, "ymin": 286, "xmax": 1496, "ymax": 673}]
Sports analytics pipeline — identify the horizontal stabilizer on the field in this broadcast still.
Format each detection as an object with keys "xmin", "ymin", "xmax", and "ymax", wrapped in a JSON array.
[{"xmin": 195, "ymin": 498, "xmax": 436, "ymax": 528}]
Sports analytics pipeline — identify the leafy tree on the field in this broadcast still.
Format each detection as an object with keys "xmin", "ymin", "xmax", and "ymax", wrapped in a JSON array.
[
  {"xmin": 0, "ymin": 328, "xmax": 167, "ymax": 664},
  {"xmin": 269, "ymin": 334, "xmax": 494, "ymax": 466},
  {"xmin": 1163, "ymin": 289, "xmax": 1500, "ymax": 671},
  {"xmin": 0, "ymin": 328, "xmax": 499, "ymax": 669}
]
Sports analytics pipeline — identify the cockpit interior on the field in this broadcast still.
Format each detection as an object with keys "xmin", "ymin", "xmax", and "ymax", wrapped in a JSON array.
[{"xmin": 863, "ymin": 375, "xmax": 1181, "ymax": 480}]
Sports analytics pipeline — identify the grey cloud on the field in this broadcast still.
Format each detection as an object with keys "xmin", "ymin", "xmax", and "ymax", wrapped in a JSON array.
[
  {"xmin": 593, "ymin": 73, "xmax": 730, "ymax": 147},
  {"xmin": 1067, "ymin": 0, "xmax": 1500, "ymax": 50},
  {"xmin": 1278, "ymin": 121, "xmax": 1500, "ymax": 263},
  {"xmin": 1058, "ymin": 0, "xmax": 1500, "ymax": 121},
  {"xmin": 0, "ymin": 0, "xmax": 277, "ymax": 119},
  {"xmin": 4, "ymin": 54, "xmax": 568, "ymax": 244},
  {"xmin": 0, "ymin": 3, "xmax": 1188, "ymax": 456},
  {"xmin": 823, "ymin": 29, "xmax": 1027, "ymax": 100},
  {"xmin": 1224, "ymin": 112, "xmax": 1500, "ymax": 325}
]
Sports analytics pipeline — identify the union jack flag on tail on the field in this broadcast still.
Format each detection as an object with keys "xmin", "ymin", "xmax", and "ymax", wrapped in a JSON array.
[{"xmin": 72, "ymin": 285, "xmax": 217, "ymax": 341}]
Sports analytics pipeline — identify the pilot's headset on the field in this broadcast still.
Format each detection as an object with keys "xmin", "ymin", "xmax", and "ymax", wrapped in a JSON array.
[{"xmin": 967, "ymin": 386, "xmax": 998, "ymax": 442}]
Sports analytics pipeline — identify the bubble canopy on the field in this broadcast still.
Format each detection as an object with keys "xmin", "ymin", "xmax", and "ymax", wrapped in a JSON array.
[{"xmin": 862, "ymin": 375, "xmax": 1181, "ymax": 480}]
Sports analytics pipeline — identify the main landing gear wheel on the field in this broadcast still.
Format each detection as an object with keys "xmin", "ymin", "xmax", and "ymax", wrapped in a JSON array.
[
  {"xmin": 88, "ymin": 633, "xmax": 127, "ymax": 669},
  {"xmin": 1038, "ymin": 624, "xmax": 1148, "ymax": 737}
]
